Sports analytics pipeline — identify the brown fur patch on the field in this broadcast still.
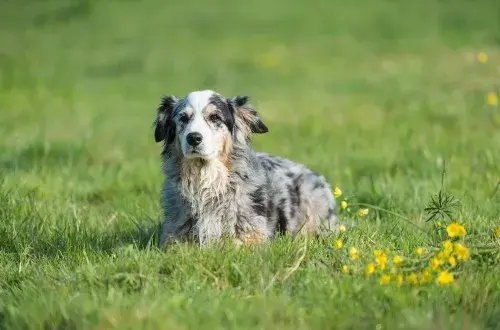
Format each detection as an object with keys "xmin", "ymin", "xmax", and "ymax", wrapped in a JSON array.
[
  {"xmin": 203, "ymin": 103, "xmax": 218, "ymax": 115},
  {"xmin": 237, "ymin": 107, "xmax": 257, "ymax": 123},
  {"xmin": 235, "ymin": 106, "xmax": 260, "ymax": 139},
  {"xmin": 235, "ymin": 232, "xmax": 266, "ymax": 246},
  {"xmin": 218, "ymin": 135, "xmax": 232, "ymax": 169}
]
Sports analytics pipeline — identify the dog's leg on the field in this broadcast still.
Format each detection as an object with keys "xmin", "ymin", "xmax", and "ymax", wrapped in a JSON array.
[
  {"xmin": 233, "ymin": 235, "xmax": 265, "ymax": 247},
  {"xmin": 159, "ymin": 213, "xmax": 194, "ymax": 248},
  {"xmin": 233, "ymin": 229, "xmax": 267, "ymax": 247}
]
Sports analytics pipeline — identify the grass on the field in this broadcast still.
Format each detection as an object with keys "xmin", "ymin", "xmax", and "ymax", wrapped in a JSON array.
[{"xmin": 1, "ymin": 0, "xmax": 500, "ymax": 328}]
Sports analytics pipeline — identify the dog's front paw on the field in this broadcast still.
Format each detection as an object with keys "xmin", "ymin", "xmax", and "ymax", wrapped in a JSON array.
[{"xmin": 234, "ymin": 232, "xmax": 266, "ymax": 247}]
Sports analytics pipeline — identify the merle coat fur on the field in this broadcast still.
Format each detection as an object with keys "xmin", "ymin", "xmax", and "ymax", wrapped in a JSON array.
[{"xmin": 154, "ymin": 90, "xmax": 336, "ymax": 246}]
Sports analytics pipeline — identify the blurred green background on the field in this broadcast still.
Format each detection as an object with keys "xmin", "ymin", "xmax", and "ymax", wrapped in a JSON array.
[{"xmin": 1, "ymin": 0, "xmax": 499, "ymax": 329}]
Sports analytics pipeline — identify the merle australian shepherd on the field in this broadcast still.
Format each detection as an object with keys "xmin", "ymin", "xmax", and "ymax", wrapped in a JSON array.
[{"xmin": 154, "ymin": 90, "xmax": 336, "ymax": 247}]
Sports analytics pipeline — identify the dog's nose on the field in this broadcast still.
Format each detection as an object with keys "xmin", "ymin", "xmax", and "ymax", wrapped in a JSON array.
[{"xmin": 186, "ymin": 132, "xmax": 203, "ymax": 147}]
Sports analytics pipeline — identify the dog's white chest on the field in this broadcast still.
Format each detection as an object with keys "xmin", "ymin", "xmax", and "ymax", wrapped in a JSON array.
[{"xmin": 178, "ymin": 159, "xmax": 236, "ymax": 243}]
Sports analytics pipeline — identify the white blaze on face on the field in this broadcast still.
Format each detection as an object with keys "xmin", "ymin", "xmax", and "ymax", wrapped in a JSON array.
[
  {"xmin": 180, "ymin": 90, "xmax": 218, "ymax": 158},
  {"xmin": 186, "ymin": 90, "xmax": 214, "ymax": 110}
]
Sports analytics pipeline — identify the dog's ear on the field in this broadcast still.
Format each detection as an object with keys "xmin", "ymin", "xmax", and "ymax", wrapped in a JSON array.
[
  {"xmin": 154, "ymin": 96, "xmax": 178, "ymax": 143},
  {"xmin": 230, "ymin": 96, "xmax": 268, "ymax": 136}
]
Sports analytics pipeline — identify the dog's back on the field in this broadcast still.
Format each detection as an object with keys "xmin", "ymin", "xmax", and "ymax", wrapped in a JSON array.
[{"xmin": 254, "ymin": 152, "xmax": 336, "ymax": 237}]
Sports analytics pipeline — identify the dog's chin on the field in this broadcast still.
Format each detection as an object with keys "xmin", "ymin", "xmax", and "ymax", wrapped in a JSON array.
[{"xmin": 183, "ymin": 149, "xmax": 216, "ymax": 161}]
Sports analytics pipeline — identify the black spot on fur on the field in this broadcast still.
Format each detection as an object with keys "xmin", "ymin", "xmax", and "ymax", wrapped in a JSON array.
[
  {"xmin": 327, "ymin": 207, "xmax": 335, "ymax": 219},
  {"xmin": 261, "ymin": 157, "xmax": 282, "ymax": 172},
  {"xmin": 276, "ymin": 205, "xmax": 288, "ymax": 235},
  {"xmin": 287, "ymin": 174, "xmax": 302, "ymax": 218},
  {"xmin": 278, "ymin": 197, "xmax": 286, "ymax": 209},
  {"xmin": 266, "ymin": 197, "xmax": 274, "ymax": 220},
  {"xmin": 292, "ymin": 173, "xmax": 304, "ymax": 188},
  {"xmin": 261, "ymin": 161, "xmax": 272, "ymax": 172},
  {"xmin": 288, "ymin": 185, "xmax": 297, "ymax": 218},
  {"xmin": 313, "ymin": 181, "xmax": 324, "ymax": 190},
  {"xmin": 178, "ymin": 217, "xmax": 195, "ymax": 234},
  {"xmin": 288, "ymin": 174, "xmax": 303, "ymax": 218},
  {"xmin": 250, "ymin": 186, "xmax": 266, "ymax": 217},
  {"xmin": 209, "ymin": 94, "xmax": 235, "ymax": 132},
  {"xmin": 234, "ymin": 171, "xmax": 249, "ymax": 181}
]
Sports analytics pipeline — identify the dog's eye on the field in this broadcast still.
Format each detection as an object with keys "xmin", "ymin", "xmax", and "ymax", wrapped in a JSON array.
[
  {"xmin": 208, "ymin": 113, "xmax": 221, "ymax": 122},
  {"xmin": 178, "ymin": 113, "xmax": 189, "ymax": 123}
]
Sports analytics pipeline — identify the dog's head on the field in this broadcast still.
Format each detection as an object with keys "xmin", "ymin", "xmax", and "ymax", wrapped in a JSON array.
[{"xmin": 154, "ymin": 90, "xmax": 268, "ymax": 160}]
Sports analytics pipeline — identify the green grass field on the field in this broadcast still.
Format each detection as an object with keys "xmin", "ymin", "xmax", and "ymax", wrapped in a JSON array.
[{"xmin": 1, "ymin": 0, "xmax": 500, "ymax": 329}]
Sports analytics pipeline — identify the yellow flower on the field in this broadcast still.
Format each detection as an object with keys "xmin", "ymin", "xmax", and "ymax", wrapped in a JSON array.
[
  {"xmin": 379, "ymin": 274, "xmax": 391, "ymax": 285},
  {"xmin": 374, "ymin": 250, "xmax": 388, "ymax": 271},
  {"xmin": 357, "ymin": 208, "xmax": 369, "ymax": 217},
  {"xmin": 406, "ymin": 273, "xmax": 418, "ymax": 286},
  {"xmin": 393, "ymin": 255, "xmax": 403, "ymax": 267},
  {"xmin": 436, "ymin": 270, "xmax": 454, "ymax": 285},
  {"xmin": 341, "ymin": 265, "xmax": 349, "ymax": 274},
  {"xmin": 349, "ymin": 247, "xmax": 359, "ymax": 260},
  {"xmin": 334, "ymin": 239, "xmax": 343, "ymax": 250},
  {"xmin": 420, "ymin": 269, "xmax": 432, "ymax": 284},
  {"xmin": 339, "ymin": 224, "xmax": 346, "ymax": 232},
  {"xmin": 495, "ymin": 227, "xmax": 500, "ymax": 237},
  {"xmin": 415, "ymin": 247, "xmax": 426, "ymax": 256},
  {"xmin": 487, "ymin": 92, "xmax": 498, "ymax": 106},
  {"xmin": 454, "ymin": 243, "xmax": 470, "ymax": 261},
  {"xmin": 442, "ymin": 240, "xmax": 453, "ymax": 254},
  {"xmin": 365, "ymin": 262, "xmax": 375, "ymax": 276},
  {"xmin": 437, "ymin": 251, "xmax": 447, "ymax": 262},
  {"xmin": 430, "ymin": 257, "xmax": 440, "ymax": 270},
  {"xmin": 334, "ymin": 186, "xmax": 342, "ymax": 198},
  {"xmin": 476, "ymin": 52, "xmax": 488, "ymax": 64},
  {"xmin": 446, "ymin": 223, "xmax": 466, "ymax": 238},
  {"xmin": 340, "ymin": 201, "xmax": 348, "ymax": 209},
  {"xmin": 396, "ymin": 274, "xmax": 404, "ymax": 286},
  {"xmin": 448, "ymin": 256, "xmax": 457, "ymax": 267}
]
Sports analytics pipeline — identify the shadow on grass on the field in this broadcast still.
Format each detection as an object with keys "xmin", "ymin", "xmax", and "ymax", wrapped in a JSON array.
[
  {"xmin": 0, "ymin": 189, "xmax": 162, "ymax": 258},
  {"xmin": 33, "ymin": 0, "xmax": 91, "ymax": 26},
  {"xmin": 0, "ymin": 142, "xmax": 90, "ymax": 172}
]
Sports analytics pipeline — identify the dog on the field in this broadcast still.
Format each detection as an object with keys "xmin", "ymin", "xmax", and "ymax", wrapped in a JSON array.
[{"xmin": 154, "ymin": 90, "xmax": 336, "ymax": 246}]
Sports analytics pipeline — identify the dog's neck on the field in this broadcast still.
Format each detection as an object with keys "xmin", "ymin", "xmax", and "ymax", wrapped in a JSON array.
[
  {"xmin": 177, "ymin": 157, "xmax": 232, "ymax": 245},
  {"xmin": 161, "ymin": 141, "xmax": 251, "ymax": 245},
  {"xmin": 178, "ymin": 157, "xmax": 230, "ymax": 201}
]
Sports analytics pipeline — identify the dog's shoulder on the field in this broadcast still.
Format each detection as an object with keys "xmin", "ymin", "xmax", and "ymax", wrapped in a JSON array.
[
  {"xmin": 255, "ymin": 152, "xmax": 309, "ymax": 174},
  {"xmin": 254, "ymin": 151, "xmax": 330, "ymax": 189}
]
